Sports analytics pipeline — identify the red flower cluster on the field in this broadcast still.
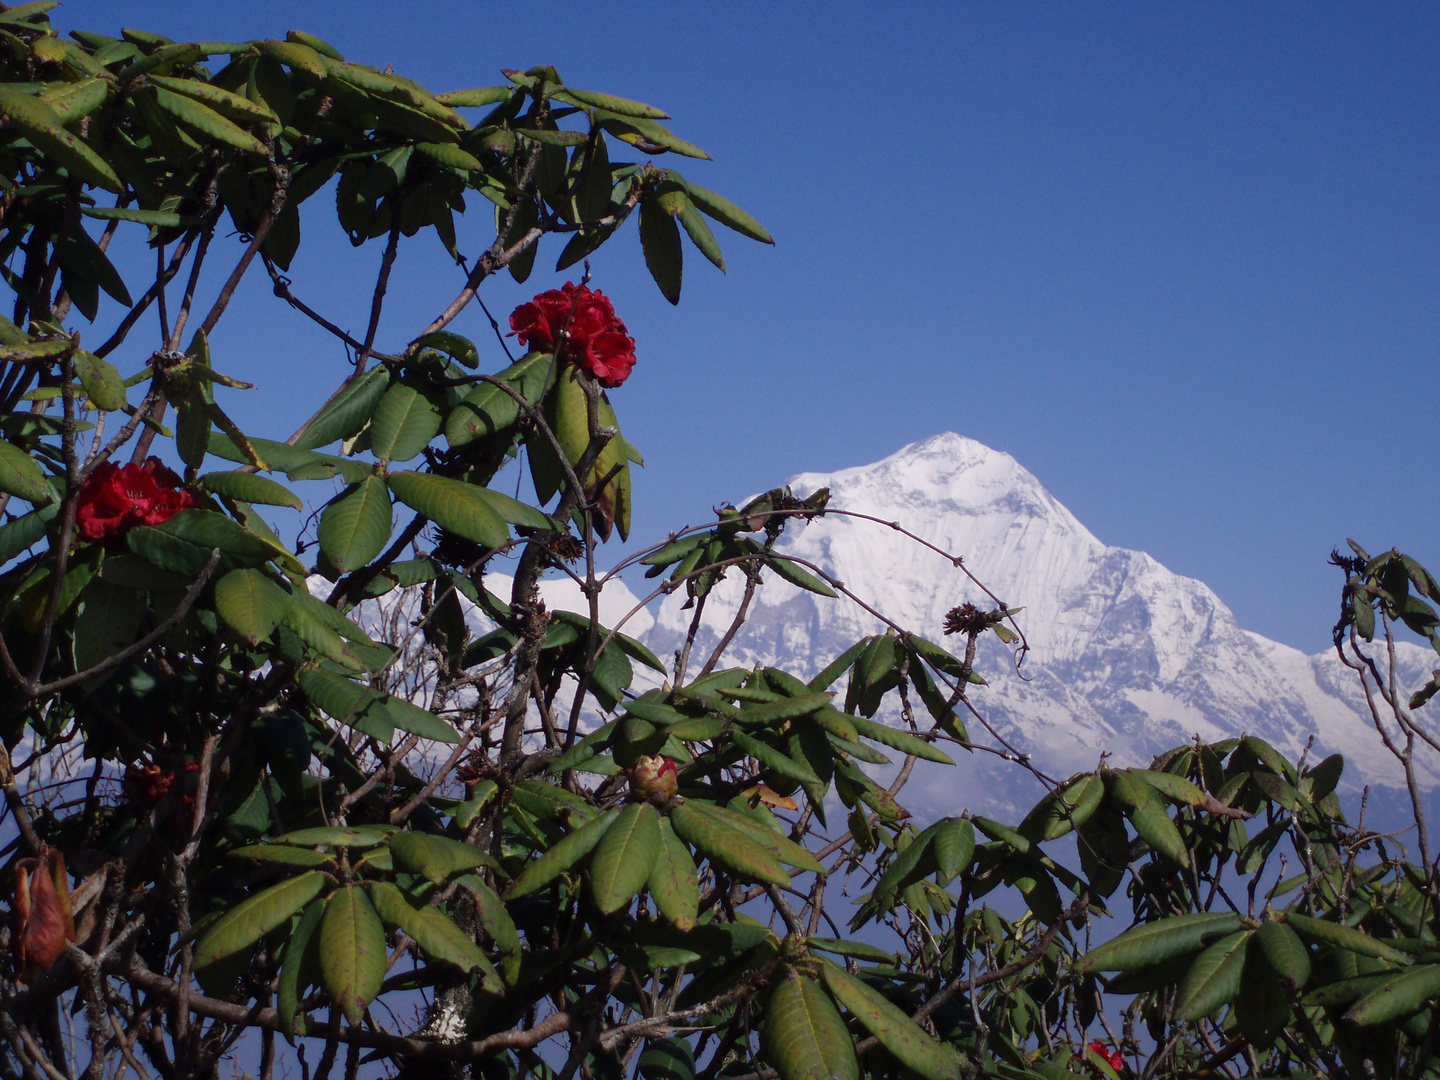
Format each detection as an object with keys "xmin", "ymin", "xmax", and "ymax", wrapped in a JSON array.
[
  {"xmin": 1086, "ymin": 1042, "xmax": 1124, "ymax": 1075},
  {"xmin": 125, "ymin": 761, "xmax": 200, "ymax": 808},
  {"xmin": 76, "ymin": 457, "xmax": 200, "ymax": 542},
  {"xmin": 509, "ymin": 282, "xmax": 637, "ymax": 388}
]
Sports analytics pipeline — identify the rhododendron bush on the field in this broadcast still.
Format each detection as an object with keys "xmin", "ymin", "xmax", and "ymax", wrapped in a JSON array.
[{"xmin": 2, "ymin": 8, "xmax": 1440, "ymax": 1080}]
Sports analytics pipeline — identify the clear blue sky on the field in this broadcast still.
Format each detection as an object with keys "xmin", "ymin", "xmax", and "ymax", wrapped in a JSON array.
[{"xmin": 66, "ymin": 1, "xmax": 1439, "ymax": 653}]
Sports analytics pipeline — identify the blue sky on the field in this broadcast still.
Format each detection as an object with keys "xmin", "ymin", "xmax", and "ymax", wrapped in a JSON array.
[{"xmin": 65, "ymin": 1, "xmax": 1439, "ymax": 652}]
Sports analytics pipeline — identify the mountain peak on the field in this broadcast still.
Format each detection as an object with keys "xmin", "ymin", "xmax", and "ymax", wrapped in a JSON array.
[{"xmin": 647, "ymin": 432, "xmax": 1432, "ymax": 799}]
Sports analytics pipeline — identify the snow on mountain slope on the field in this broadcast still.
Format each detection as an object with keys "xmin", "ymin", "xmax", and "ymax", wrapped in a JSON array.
[{"xmin": 645, "ymin": 433, "xmax": 1435, "ymax": 802}]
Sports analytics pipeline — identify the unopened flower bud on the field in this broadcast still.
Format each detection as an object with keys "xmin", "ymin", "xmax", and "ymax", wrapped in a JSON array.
[
  {"xmin": 12, "ymin": 848, "xmax": 74, "ymax": 983},
  {"xmin": 630, "ymin": 754, "xmax": 679, "ymax": 805}
]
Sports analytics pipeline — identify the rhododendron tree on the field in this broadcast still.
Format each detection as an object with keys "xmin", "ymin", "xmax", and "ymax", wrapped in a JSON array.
[{"xmin": 1, "ymin": 9, "xmax": 1440, "ymax": 1080}]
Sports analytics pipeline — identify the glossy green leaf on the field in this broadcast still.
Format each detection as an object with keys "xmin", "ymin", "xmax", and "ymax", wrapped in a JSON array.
[
  {"xmin": 760, "ymin": 554, "xmax": 833, "ymax": 597},
  {"xmin": 845, "ymin": 711, "xmax": 954, "ymax": 765},
  {"xmin": 387, "ymin": 471, "xmax": 510, "ymax": 549},
  {"xmin": 228, "ymin": 845, "xmax": 332, "ymax": 868},
  {"xmin": 504, "ymin": 808, "xmax": 619, "ymax": 899},
  {"xmin": 764, "ymin": 970, "xmax": 860, "ymax": 1080},
  {"xmin": 213, "ymin": 567, "xmax": 291, "ymax": 645},
  {"xmin": 0, "ymin": 85, "xmax": 122, "ymax": 192},
  {"xmin": 200, "ymin": 470, "xmax": 301, "ymax": 509},
  {"xmin": 276, "ymin": 896, "xmax": 324, "ymax": 1042},
  {"xmin": 1174, "ymin": 930, "xmax": 1251, "ymax": 1021},
  {"xmin": 1077, "ymin": 912, "xmax": 1244, "ymax": 973},
  {"xmin": 733, "ymin": 729, "xmax": 823, "ymax": 786},
  {"xmin": 0, "ymin": 441, "xmax": 53, "ymax": 504},
  {"xmin": 149, "ymin": 74, "xmax": 276, "ymax": 123},
  {"xmin": 933, "ymin": 817, "xmax": 976, "ymax": 880},
  {"xmin": 669, "ymin": 801, "xmax": 790, "ymax": 887},
  {"xmin": 688, "ymin": 799, "xmax": 823, "ymax": 874},
  {"xmin": 295, "ymin": 367, "xmax": 392, "ymax": 450},
  {"xmin": 273, "ymin": 825, "xmax": 396, "ymax": 848},
  {"xmin": 1109, "ymin": 770, "xmax": 1189, "ymax": 868},
  {"xmin": 317, "ymin": 476, "xmax": 392, "ymax": 573},
  {"xmin": 647, "ymin": 817, "xmax": 700, "ymax": 931},
  {"xmin": 368, "ymin": 379, "xmax": 443, "ymax": 462},
  {"xmin": 319, "ymin": 885, "xmax": 387, "ymax": 1024},
  {"xmin": 639, "ymin": 197, "xmax": 682, "ymax": 304},
  {"xmin": 819, "ymin": 962, "xmax": 963, "ymax": 1080},
  {"xmin": 151, "ymin": 86, "xmax": 267, "ymax": 154},
  {"xmin": 1256, "ymin": 919, "xmax": 1311, "ymax": 990},
  {"xmin": 675, "ymin": 174, "xmax": 773, "ymax": 244},
  {"xmin": 388, "ymin": 832, "xmax": 491, "ymax": 884},
  {"xmin": 193, "ymin": 871, "xmax": 326, "ymax": 968},
  {"xmin": 1130, "ymin": 768, "xmax": 1208, "ymax": 807},
  {"xmin": 1345, "ymin": 965, "xmax": 1440, "ymax": 1026},
  {"xmin": 1285, "ymin": 913, "xmax": 1411, "ymax": 964},
  {"xmin": 590, "ymin": 801, "xmax": 662, "ymax": 914},
  {"xmin": 75, "ymin": 351, "xmax": 125, "ymax": 411},
  {"xmin": 367, "ymin": 881, "xmax": 493, "ymax": 977}
]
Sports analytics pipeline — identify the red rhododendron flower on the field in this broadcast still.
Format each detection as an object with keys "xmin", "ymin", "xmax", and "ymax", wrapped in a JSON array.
[
  {"xmin": 76, "ymin": 457, "xmax": 201, "ymax": 542},
  {"xmin": 509, "ymin": 282, "xmax": 637, "ymax": 388},
  {"xmin": 1085, "ymin": 1042, "xmax": 1124, "ymax": 1074},
  {"xmin": 125, "ymin": 761, "xmax": 200, "ymax": 808}
]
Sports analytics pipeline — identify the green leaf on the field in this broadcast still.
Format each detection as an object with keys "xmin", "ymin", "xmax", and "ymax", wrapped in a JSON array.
[
  {"xmin": 1129, "ymin": 769, "xmax": 1208, "ymax": 808},
  {"xmin": 276, "ymin": 897, "xmax": 324, "ymax": 1041},
  {"xmin": 1174, "ymin": 930, "xmax": 1251, "ymax": 1021},
  {"xmin": 1255, "ymin": 920, "xmax": 1311, "ymax": 990},
  {"xmin": 388, "ymin": 832, "xmax": 491, "ymax": 884},
  {"xmin": 647, "ymin": 817, "xmax": 700, "ymax": 931},
  {"xmin": 319, "ymin": 885, "xmax": 387, "ymax": 1024},
  {"xmin": 381, "ymin": 696, "xmax": 459, "ymax": 743},
  {"xmin": 733, "ymin": 729, "xmax": 822, "ymax": 786},
  {"xmin": 273, "ymin": 825, "xmax": 396, "ymax": 849},
  {"xmin": 764, "ymin": 970, "xmax": 860, "ymax": 1080},
  {"xmin": 556, "ymin": 86, "xmax": 668, "ymax": 119},
  {"xmin": 639, "ymin": 197, "xmax": 682, "ymax": 304},
  {"xmin": 81, "ymin": 206, "xmax": 188, "ymax": 227},
  {"xmin": 410, "ymin": 330, "xmax": 478, "ymax": 369},
  {"xmin": 590, "ymin": 801, "xmax": 662, "ymax": 914},
  {"xmin": 128, "ymin": 509, "xmax": 275, "ymax": 575},
  {"xmin": 844, "ymin": 711, "xmax": 954, "ymax": 765},
  {"xmin": 677, "ymin": 201, "xmax": 725, "ymax": 272},
  {"xmin": 193, "ymin": 871, "xmax": 326, "ymax": 968},
  {"xmin": 1345, "ymin": 965, "xmax": 1440, "ymax": 1026},
  {"xmin": 228, "ymin": 845, "xmax": 333, "ymax": 868},
  {"xmin": 767, "ymin": 556, "xmax": 835, "ymax": 597},
  {"xmin": 933, "ymin": 818, "xmax": 976, "ymax": 880},
  {"xmin": 298, "ymin": 667, "xmax": 392, "ymax": 739},
  {"xmin": 504, "ymin": 808, "xmax": 619, "ymax": 899},
  {"xmin": 75, "ymin": 351, "xmax": 125, "ymax": 411},
  {"xmin": 637, "ymin": 1038, "xmax": 696, "ymax": 1080},
  {"xmin": 687, "ymin": 799, "xmax": 823, "ymax": 874},
  {"xmin": 819, "ymin": 962, "xmax": 962, "ymax": 1080},
  {"xmin": 149, "ymin": 73, "xmax": 276, "ymax": 124},
  {"xmin": 674, "ymin": 174, "xmax": 773, "ymax": 244},
  {"xmin": 1109, "ymin": 770, "xmax": 1189, "ymax": 868},
  {"xmin": 367, "ymin": 881, "xmax": 494, "ymax": 979},
  {"xmin": 295, "ymin": 367, "xmax": 392, "ymax": 450},
  {"xmin": 213, "ymin": 568, "xmax": 292, "ymax": 646},
  {"xmin": 669, "ymin": 801, "xmax": 790, "ymax": 887},
  {"xmin": 0, "ymin": 504, "xmax": 56, "ymax": 563},
  {"xmin": 0, "ymin": 86, "xmax": 122, "ymax": 192},
  {"xmin": 434, "ymin": 87, "xmax": 511, "ymax": 107},
  {"xmin": 0, "ymin": 440, "xmax": 53, "ymax": 504},
  {"xmin": 72, "ymin": 580, "xmax": 140, "ymax": 672},
  {"xmin": 317, "ymin": 476, "xmax": 392, "ymax": 573},
  {"xmin": 809, "ymin": 640, "xmax": 872, "ymax": 692},
  {"xmin": 1077, "ymin": 912, "xmax": 1243, "ymax": 973},
  {"xmin": 387, "ymin": 471, "xmax": 510, "ymax": 549},
  {"xmin": 1285, "ymin": 913, "xmax": 1411, "ymax": 964},
  {"xmin": 368, "ymin": 379, "xmax": 443, "ymax": 462},
  {"xmin": 151, "ymin": 86, "xmax": 267, "ymax": 154},
  {"xmin": 734, "ymin": 692, "xmax": 833, "ymax": 726},
  {"xmin": 201, "ymin": 470, "xmax": 301, "ymax": 509}
]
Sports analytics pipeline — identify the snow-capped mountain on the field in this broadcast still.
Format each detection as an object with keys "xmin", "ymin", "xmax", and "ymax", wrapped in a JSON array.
[{"xmin": 644, "ymin": 433, "xmax": 1436, "ymax": 812}]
